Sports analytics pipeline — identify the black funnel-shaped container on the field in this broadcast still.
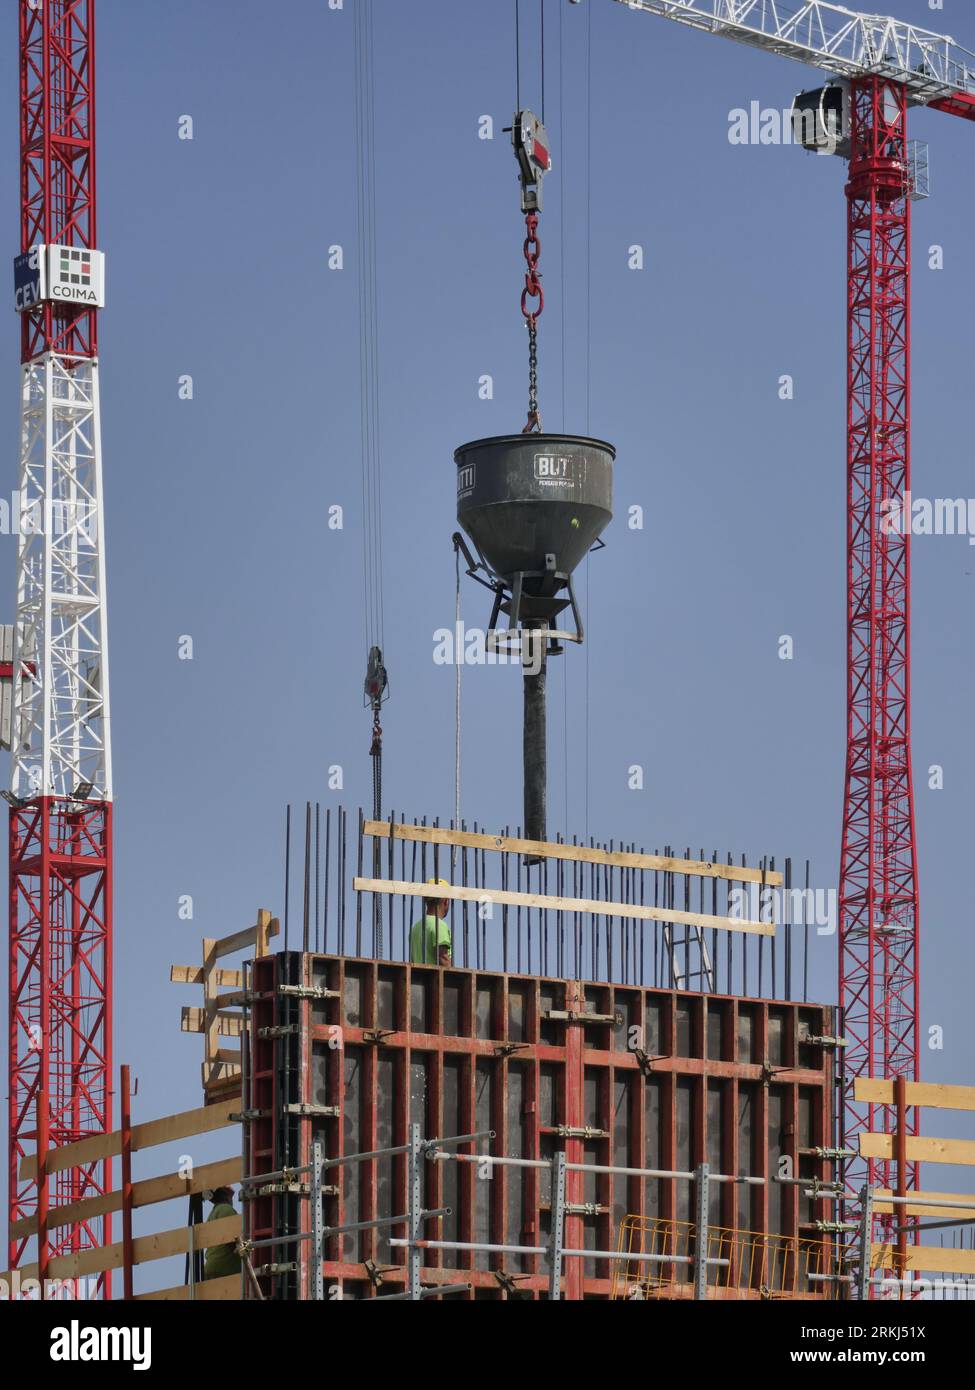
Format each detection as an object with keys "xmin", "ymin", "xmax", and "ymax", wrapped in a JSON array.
[{"xmin": 455, "ymin": 434, "xmax": 614, "ymax": 623}]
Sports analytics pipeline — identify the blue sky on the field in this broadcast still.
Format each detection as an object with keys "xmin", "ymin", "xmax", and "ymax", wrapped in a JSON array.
[{"xmin": 1, "ymin": 0, "xmax": 974, "ymax": 1284}]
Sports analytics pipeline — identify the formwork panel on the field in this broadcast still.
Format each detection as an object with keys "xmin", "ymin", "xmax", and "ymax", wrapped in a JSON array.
[{"xmin": 246, "ymin": 952, "xmax": 835, "ymax": 1300}]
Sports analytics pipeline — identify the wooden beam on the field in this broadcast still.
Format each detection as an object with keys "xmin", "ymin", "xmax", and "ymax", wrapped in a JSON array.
[
  {"xmin": 20, "ymin": 1098, "xmax": 238, "ymax": 1180},
  {"xmin": 134, "ymin": 1273, "xmax": 241, "ymax": 1302},
  {"xmin": 212, "ymin": 914, "xmax": 279, "ymax": 961},
  {"xmin": 203, "ymin": 936, "xmax": 221, "ymax": 1082},
  {"xmin": 181, "ymin": 1006, "xmax": 244, "ymax": 1037},
  {"xmin": 354, "ymin": 876, "xmax": 775, "ymax": 938},
  {"xmin": 872, "ymin": 1243, "xmax": 975, "ymax": 1277},
  {"xmin": 860, "ymin": 1132, "xmax": 975, "ymax": 1167},
  {"xmin": 170, "ymin": 965, "xmax": 243, "ymax": 988},
  {"xmin": 213, "ymin": 990, "xmax": 247, "ymax": 1008},
  {"xmin": 364, "ymin": 819, "xmax": 783, "ymax": 886},
  {"xmin": 2, "ymin": 1214, "xmax": 240, "ymax": 1284},
  {"xmin": 203, "ymin": 1061, "xmax": 242, "ymax": 1087},
  {"xmin": 10, "ymin": 1156, "xmax": 241, "ymax": 1242},
  {"xmin": 854, "ymin": 1078, "xmax": 975, "ymax": 1113},
  {"xmin": 256, "ymin": 907, "xmax": 275, "ymax": 957},
  {"xmin": 874, "ymin": 1189, "xmax": 975, "ymax": 1221}
]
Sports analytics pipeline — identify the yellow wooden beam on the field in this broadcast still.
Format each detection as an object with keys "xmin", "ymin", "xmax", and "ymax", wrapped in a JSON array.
[
  {"xmin": 170, "ymin": 965, "xmax": 243, "ymax": 988},
  {"xmin": 364, "ymin": 820, "xmax": 783, "ymax": 886},
  {"xmin": 203, "ymin": 1060, "xmax": 242, "ymax": 1089},
  {"xmin": 854, "ymin": 1078, "xmax": 975, "ymax": 1113},
  {"xmin": 860, "ymin": 1132, "xmax": 975, "ymax": 1167},
  {"xmin": 2, "ymin": 1213, "xmax": 240, "ymax": 1284},
  {"xmin": 355, "ymin": 876, "xmax": 774, "ymax": 937},
  {"xmin": 872, "ymin": 1243, "xmax": 975, "ymax": 1277},
  {"xmin": 19, "ymin": 1098, "xmax": 238, "ymax": 1180},
  {"xmin": 10, "ymin": 1155, "xmax": 241, "ymax": 1242},
  {"xmin": 212, "ymin": 912, "xmax": 279, "ymax": 960},
  {"xmin": 181, "ymin": 1006, "xmax": 244, "ymax": 1037},
  {"xmin": 134, "ymin": 1273, "xmax": 241, "ymax": 1302}
]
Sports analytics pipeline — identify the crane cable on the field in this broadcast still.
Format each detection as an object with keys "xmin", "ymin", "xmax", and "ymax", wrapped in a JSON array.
[
  {"xmin": 355, "ymin": 0, "xmax": 388, "ymax": 822},
  {"xmin": 584, "ymin": 0, "xmax": 592, "ymax": 841},
  {"xmin": 559, "ymin": 0, "xmax": 569, "ymax": 837},
  {"xmin": 454, "ymin": 540, "xmax": 462, "ymax": 862},
  {"xmin": 516, "ymin": 2, "xmax": 547, "ymax": 433}
]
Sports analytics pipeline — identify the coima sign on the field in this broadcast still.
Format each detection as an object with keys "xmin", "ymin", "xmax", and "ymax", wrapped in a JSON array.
[{"xmin": 13, "ymin": 243, "xmax": 105, "ymax": 312}]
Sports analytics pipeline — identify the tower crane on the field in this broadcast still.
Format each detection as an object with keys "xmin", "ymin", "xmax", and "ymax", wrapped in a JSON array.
[
  {"xmin": 583, "ymin": 0, "xmax": 975, "ymax": 1233},
  {"xmin": 4, "ymin": 0, "xmax": 112, "ymax": 1288}
]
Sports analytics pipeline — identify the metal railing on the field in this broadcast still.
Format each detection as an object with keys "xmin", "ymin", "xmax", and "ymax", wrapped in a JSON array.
[{"xmin": 241, "ymin": 1126, "xmax": 975, "ymax": 1301}]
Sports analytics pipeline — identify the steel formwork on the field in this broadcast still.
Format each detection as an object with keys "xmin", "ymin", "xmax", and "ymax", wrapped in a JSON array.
[{"xmin": 245, "ymin": 951, "xmax": 835, "ymax": 1300}]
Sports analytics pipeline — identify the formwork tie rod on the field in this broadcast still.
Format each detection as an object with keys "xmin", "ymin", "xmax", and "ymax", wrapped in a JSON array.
[
  {"xmin": 442, "ymin": 1153, "xmax": 767, "ymax": 1184},
  {"xmin": 242, "ymin": 1231, "xmax": 313, "ymax": 1252},
  {"xmin": 423, "ymin": 1129, "xmax": 495, "ymax": 1152},
  {"xmin": 324, "ymin": 1207, "xmax": 450, "ymax": 1239},
  {"xmin": 321, "ymin": 1144, "xmax": 411, "ymax": 1169},
  {"xmin": 389, "ymin": 1237, "xmax": 730, "ymax": 1268},
  {"xmin": 242, "ymin": 1163, "xmax": 312, "ymax": 1187},
  {"xmin": 365, "ymin": 1283, "xmax": 473, "ymax": 1302}
]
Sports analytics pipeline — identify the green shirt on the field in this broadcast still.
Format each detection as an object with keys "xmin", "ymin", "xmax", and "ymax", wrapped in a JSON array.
[
  {"xmin": 410, "ymin": 913, "xmax": 451, "ymax": 965},
  {"xmin": 204, "ymin": 1202, "xmax": 240, "ymax": 1280}
]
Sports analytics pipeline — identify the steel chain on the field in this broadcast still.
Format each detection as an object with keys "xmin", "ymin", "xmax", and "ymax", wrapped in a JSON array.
[{"xmin": 521, "ymin": 211, "xmax": 543, "ymax": 432}]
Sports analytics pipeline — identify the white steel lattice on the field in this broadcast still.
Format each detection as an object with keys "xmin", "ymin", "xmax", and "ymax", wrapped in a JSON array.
[
  {"xmin": 614, "ymin": 1, "xmax": 975, "ymax": 103},
  {"xmin": 11, "ymin": 353, "xmax": 112, "ymax": 801}
]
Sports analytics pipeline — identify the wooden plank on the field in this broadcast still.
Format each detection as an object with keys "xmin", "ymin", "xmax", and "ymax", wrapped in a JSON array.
[
  {"xmin": 354, "ymin": 876, "xmax": 775, "ymax": 938},
  {"xmin": 854, "ymin": 1078, "xmax": 975, "ymax": 1113},
  {"xmin": 364, "ymin": 819, "xmax": 783, "ymax": 886},
  {"xmin": 212, "ymin": 914, "xmax": 279, "ymax": 961},
  {"xmin": 170, "ymin": 965, "xmax": 243, "ymax": 988},
  {"xmin": 2, "ymin": 1214, "xmax": 240, "ymax": 1284},
  {"xmin": 20, "ymin": 1098, "xmax": 238, "ymax": 1181},
  {"xmin": 181, "ymin": 1006, "xmax": 244, "ymax": 1037},
  {"xmin": 872, "ymin": 1243, "xmax": 975, "ymax": 1277},
  {"xmin": 203, "ymin": 1061, "xmax": 242, "ymax": 1087},
  {"xmin": 135, "ymin": 1273, "xmax": 241, "ymax": 1302},
  {"xmin": 874, "ymin": 1189, "xmax": 975, "ymax": 1220},
  {"xmin": 10, "ymin": 1155, "xmax": 241, "ymax": 1241},
  {"xmin": 203, "ymin": 936, "xmax": 220, "ymax": 1084},
  {"xmin": 860, "ymin": 1132, "xmax": 975, "ymax": 1167},
  {"xmin": 256, "ymin": 907, "xmax": 275, "ymax": 957}
]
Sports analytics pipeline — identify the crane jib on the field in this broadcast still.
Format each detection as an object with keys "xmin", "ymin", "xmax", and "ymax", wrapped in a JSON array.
[{"xmin": 612, "ymin": 0, "xmax": 975, "ymax": 113}]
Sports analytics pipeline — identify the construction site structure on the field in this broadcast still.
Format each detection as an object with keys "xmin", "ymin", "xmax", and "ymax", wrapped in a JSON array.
[
  {"xmin": 582, "ymin": 0, "xmax": 975, "ymax": 1234},
  {"xmin": 4, "ymin": 0, "xmax": 113, "ymax": 1286},
  {"xmin": 3, "ymin": 824, "xmax": 974, "ymax": 1301}
]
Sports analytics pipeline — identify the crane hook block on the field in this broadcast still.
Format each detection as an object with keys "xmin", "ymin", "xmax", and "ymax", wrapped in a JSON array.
[
  {"xmin": 364, "ymin": 645, "xmax": 388, "ymax": 711},
  {"xmin": 512, "ymin": 110, "xmax": 552, "ymax": 213}
]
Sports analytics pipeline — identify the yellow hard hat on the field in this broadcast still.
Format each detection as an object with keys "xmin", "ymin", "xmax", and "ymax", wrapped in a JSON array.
[{"xmin": 426, "ymin": 877, "xmax": 449, "ymax": 889}]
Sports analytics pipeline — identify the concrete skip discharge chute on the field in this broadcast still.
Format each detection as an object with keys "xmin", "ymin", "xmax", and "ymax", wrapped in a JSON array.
[{"xmin": 453, "ymin": 433, "xmax": 614, "ymax": 849}]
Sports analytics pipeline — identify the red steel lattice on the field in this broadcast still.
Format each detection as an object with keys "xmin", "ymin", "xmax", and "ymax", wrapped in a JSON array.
[
  {"xmin": 7, "ymin": 0, "xmax": 112, "ymax": 1289},
  {"xmin": 839, "ymin": 75, "xmax": 920, "ymax": 1215}
]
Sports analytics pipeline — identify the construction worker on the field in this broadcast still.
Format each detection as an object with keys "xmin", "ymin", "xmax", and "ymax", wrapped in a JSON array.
[
  {"xmin": 410, "ymin": 878, "xmax": 452, "ymax": 965},
  {"xmin": 203, "ymin": 1185, "xmax": 241, "ymax": 1281}
]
